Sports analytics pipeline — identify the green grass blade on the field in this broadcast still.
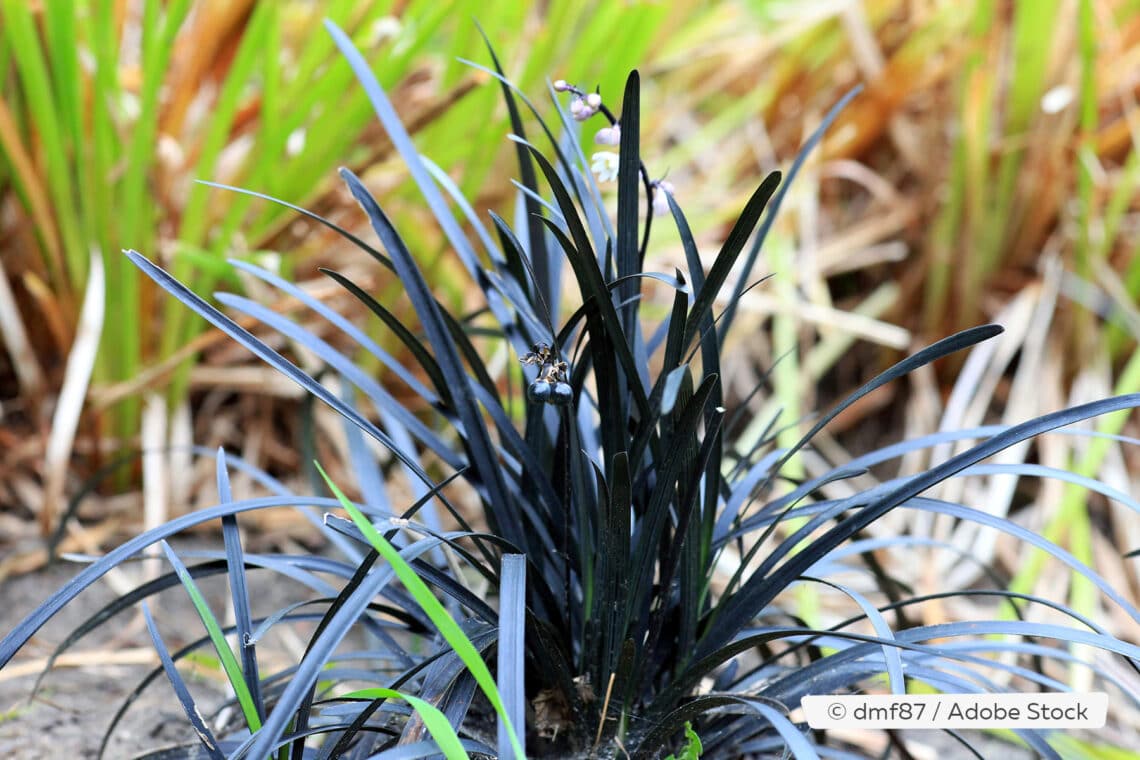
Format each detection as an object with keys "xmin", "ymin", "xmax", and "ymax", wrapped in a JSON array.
[
  {"xmin": 1, "ymin": 0, "xmax": 84, "ymax": 283},
  {"xmin": 159, "ymin": 540, "xmax": 262, "ymax": 732},
  {"xmin": 163, "ymin": 1, "xmax": 275, "ymax": 399},
  {"xmin": 338, "ymin": 687, "xmax": 470, "ymax": 760}
]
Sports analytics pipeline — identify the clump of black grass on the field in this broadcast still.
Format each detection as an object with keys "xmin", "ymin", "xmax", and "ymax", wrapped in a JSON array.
[{"xmin": 3, "ymin": 19, "xmax": 1140, "ymax": 760}]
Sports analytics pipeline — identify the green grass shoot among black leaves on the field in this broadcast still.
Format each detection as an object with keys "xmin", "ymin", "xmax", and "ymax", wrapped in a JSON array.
[{"xmin": 2, "ymin": 19, "xmax": 1140, "ymax": 760}]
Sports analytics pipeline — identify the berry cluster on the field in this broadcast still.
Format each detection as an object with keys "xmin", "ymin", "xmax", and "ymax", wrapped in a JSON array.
[{"xmin": 520, "ymin": 342, "xmax": 572, "ymax": 406}]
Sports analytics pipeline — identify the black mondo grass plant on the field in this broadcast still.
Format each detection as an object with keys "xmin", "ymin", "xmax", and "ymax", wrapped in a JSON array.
[{"xmin": 4, "ymin": 20, "xmax": 1140, "ymax": 760}]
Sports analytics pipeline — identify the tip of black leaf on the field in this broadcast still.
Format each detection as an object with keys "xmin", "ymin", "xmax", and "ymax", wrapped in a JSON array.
[{"xmin": 978, "ymin": 323, "xmax": 1005, "ymax": 337}]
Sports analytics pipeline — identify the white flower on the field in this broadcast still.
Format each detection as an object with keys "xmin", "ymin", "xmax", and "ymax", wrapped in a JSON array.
[
  {"xmin": 553, "ymin": 79, "xmax": 570, "ymax": 92},
  {"xmin": 591, "ymin": 151, "xmax": 620, "ymax": 183},
  {"xmin": 585, "ymin": 92, "xmax": 602, "ymax": 109},
  {"xmin": 595, "ymin": 124, "xmax": 621, "ymax": 145}
]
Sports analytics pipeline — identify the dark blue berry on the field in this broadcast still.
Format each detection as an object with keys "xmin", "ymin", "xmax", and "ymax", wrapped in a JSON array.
[
  {"xmin": 527, "ymin": 380, "xmax": 552, "ymax": 403},
  {"xmin": 550, "ymin": 382, "xmax": 573, "ymax": 406}
]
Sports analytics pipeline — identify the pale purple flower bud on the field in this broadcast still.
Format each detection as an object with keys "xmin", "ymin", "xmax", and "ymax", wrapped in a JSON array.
[
  {"xmin": 652, "ymin": 181, "xmax": 675, "ymax": 217},
  {"xmin": 571, "ymin": 97, "xmax": 596, "ymax": 121},
  {"xmin": 553, "ymin": 79, "xmax": 570, "ymax": 92},
  {"xmin": 595, "ymin": 124, "xmax": 621, "ymax": 145},
  {"xmin": 585, "ymin": 92, "xmax": 602, "ymax": 109}
]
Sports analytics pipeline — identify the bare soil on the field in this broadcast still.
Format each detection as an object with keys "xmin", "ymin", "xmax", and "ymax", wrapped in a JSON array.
[{"xmin": 0, "ymin": 539, "xmax": 291, "ymax": 759}]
